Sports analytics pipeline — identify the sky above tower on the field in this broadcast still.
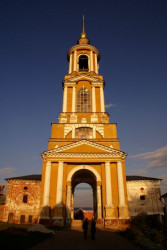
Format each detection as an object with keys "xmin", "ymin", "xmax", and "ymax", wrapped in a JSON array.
[{"xmin": 0, "ymin": 0, "xmax": 167, "ymax": 205}]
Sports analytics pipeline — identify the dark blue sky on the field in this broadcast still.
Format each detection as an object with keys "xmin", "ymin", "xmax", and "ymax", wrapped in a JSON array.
[{"xmin": 0, "ymin": 0, "xmax": 167, "ymax": 195}]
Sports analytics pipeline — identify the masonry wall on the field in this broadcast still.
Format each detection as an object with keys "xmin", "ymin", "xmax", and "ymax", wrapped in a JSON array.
[
  {"xmin": 3, "ymin": 180, "xmax": 41, "ymax": 224},
  {"xmin": 127, "ymin": 180, "xmax": 164, "ymax": 217}
]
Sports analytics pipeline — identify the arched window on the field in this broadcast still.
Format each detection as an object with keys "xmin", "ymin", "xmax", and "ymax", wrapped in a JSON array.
[
  {"xmin": 77, "ymin": 88, "xmax": 91, "ymax": 112},
  {"xmin": 79, "ymin": 55, "xmax": 88, "ymax": 71},
  {"xmin": 75, "ymin": 127, "xmax": 93, "ymax": 139}
]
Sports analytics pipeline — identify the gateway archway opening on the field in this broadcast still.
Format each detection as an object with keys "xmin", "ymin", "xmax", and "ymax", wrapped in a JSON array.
[{"xmin": 71, "ymin": 169, "xmax": 97, "ymax": 220}]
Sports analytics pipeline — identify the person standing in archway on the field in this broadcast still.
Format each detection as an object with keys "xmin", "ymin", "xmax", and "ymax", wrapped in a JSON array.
[
  {"xmin": 82, "ymin": 218, "xmax": 89, "ymax": 239},
  {"xmin": 91, "ymin": 218, "xmax": 96, "ymax": 240}
]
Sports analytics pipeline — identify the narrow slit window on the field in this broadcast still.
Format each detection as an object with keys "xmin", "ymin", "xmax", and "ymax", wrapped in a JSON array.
[{"xmin": 140, "ymin": 195, "xmax": 145, "ymax": 200}]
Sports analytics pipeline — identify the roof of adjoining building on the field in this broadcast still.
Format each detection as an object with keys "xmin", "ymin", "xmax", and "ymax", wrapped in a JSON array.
[
  {"xmin": 5, "ymin": 174, "xmax": 161, "ymax": 182},
  {"xmin": 5, "ymin": 175, "xmax": 42, "ymax": 181},
  {"xmin": 126, "ymin": 175, "xmax": 162, "ymax": 181}
]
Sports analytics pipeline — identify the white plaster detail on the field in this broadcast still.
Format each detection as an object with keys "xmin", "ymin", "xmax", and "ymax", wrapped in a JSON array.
[
  {"xmin": 56, "ymin": 162, "xmax": 64, "ymax": 206},
  {"xmin": 100, "ymin": 86, "xmax": 105, "ymax": 112},
  {"xmin": 90, "ymin": 51, "xmax": 93, "ymax": 71},
  {"xmin": 67, "ymin": 165, "xmax": 101, "ymax": 181},
  {"xmin": 91, "ymin": 114, "xmax": 98, "ymax": 123},
  {"xmin": 105, "ymin": 162, "xmax": 113, "ymax": 207},
  {"xmin": 97, "ymin": 185, "xmax": 102, "ymax": 218},
  {"xmin": 68, "ymin": 44, "xmax": 100, "ymax": 58},
  {"xmin": 69, "ymin": 54, "xmax": 72, "ymax": 74},
  {"xmin": 62, "ymin": 87, "xmax": 67, "ymax": 112},
  {"xmin": 43, "ymin": 161, "xmax": 51, "ymax": 206},
  {"xmin": 41, "ymin": 139, "xmax": 127, "ymax": 159},
  {"xmin": 81, "ymin": 118, "xmax": 87, "ymax": 123},
  {"xmin": 92, "ymin": 86, "xmax": 96, "ymax": 112},
  {"xmin": 63, "ymin": 73, "xmax": 103, "ymax": 83},
  {"xmin": 74, "ymin": 51, "xmax": 77, "ymax": 71},
  {"xmin": 95, "ymin": 54, "xmax": 98, "ymax": 74},
  {"xmin": 64, "ymin": 124, "xmax": 104, "ymax": 138},
  {"xmin": 117, "ymin": 162, "xmax": 125, "ymax": 206},
  {"xmin": 72, "ymin": 86, "xmax": 76, "ymax": 113}
]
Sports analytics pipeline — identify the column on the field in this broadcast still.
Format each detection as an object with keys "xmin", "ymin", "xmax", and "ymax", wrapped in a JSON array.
[
  {"xmin": 62, "ymin": 87, "xmax": 67, "ymax": 112},
  {"xmin": 95, "ymin": 53, "xmax": 98, "ymax": 73},
  {"xmin": 74, "ymin": 50, "xmax": 77, "ymax": 71},
  {"xmin": 105, "ymin": 162, "xmax": 112, "ymax": 207},
  {"xmin": 97, "ymin": 185, "xmax": 102, "ymax": 219},
  {"xmin": 43, "ymin": 161, "xmax": 51, "ymax": 206},
  {"xmin": 56, "ymin": 162, "xmax": 64, "ymax": 206},
  {"xmin": 71, "ymin": 192, "xmax": 74, "ymax": 219},
  {"xmin": 72, "ymin": 86, "xmax": 76, "ymax": 112},
  {"xmin": 68, "ymin": 54, "xmax": 72, "ymax": 74},
  {"xmin": 66, "ymin": 185, "xmax": 72, "ymax": 223},
  {"xmin": 100, "ymin": 86, "xmax": 105, "ymax": 112},
  {"xmin": 90, "ymin": 51, "xmax": 93, "ymax": 71},
  {"xmin": 105, "ymin": 162, "xmax": 115, "ymax": 218},
  {"xmin": 92, "ymin": 86, "xmax": 96, "ymax": 112},
  {"xmin": 117, "ymin": 161, "xmax": 129, "ymax": 219}
]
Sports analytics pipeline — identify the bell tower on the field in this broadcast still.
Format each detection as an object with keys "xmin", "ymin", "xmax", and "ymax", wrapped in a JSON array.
[{"xmin": 40, "ymin": 16, "xmax": 129, "ymax": 228}]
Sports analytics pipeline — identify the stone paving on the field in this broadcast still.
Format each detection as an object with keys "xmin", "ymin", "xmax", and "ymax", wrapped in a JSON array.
[{"xmin": 29, "ymin": 226, "xmax": 141, "ymax": 250}]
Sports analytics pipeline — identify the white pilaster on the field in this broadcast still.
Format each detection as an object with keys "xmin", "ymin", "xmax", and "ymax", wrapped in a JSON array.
[
  {"xmin": 95, "ymin": 53, "xmax": 98, "ymax": 73},
  {"xmin": 74, "ymin": 50, "xmax": 77, "ymax": 71},
  {"xmin": 69, "ymin": 54, "xmax": 72, "ymax": 74},
  {"xmin": 43, "ymin": 161, "xmax": 51, "ymax": 206},
  {"xmin": 56, "ymin": 162, "xmax": 64, "ymax": 206},
  {"xmin": 90, "ymin": 51, "xmax": 93, "ymax": 71},
  {"xmin": 97, "ymin": 185, "xmax": 102, "ymax": 219},
  {"xmin": 66, "ymin": 185, "xmax": 72, "ymax": 219},
  {"xmin": 72, "ymin": 86, "xmax": 76, "ymax": 112},
  {"xmin": 117, "ymin": 162, "xmax": 126, "ymax": 206},
  {"xmin": 100, "ymin": 86, "xmax": 105, "ymax": 112},
  {"xmin": 92, "ymin": 86, "xmax": 96, "ymax": 112},
  {"xmin": 105, "ymin": 162, "xmax": 113, "ymax": 207},
  {"xmin": 62, "ymin": 87, "xmax": 67, "ymax": 112}
]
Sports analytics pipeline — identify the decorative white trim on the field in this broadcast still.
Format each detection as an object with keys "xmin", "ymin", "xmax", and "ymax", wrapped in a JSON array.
[
  {"xmin": 68, "ymin": 44, "xmax": 100, "ymax": 58},
  {"xmin": 41, "ymin": 140, "xmax": 127, "ymax": 158},
  {"xmin": 105, "ymin": 162, "xmax": 113, "ymax": 207},
  {"xmin": 43, "ymin": 161, "xmax": 51, "ymax": 206},
  {"xmin": 92, "ymin": 86, "xmax": 96, "ymax": 112},
  {"xmin": 69, "ymin": 54, "xmax": 72, "ymax": 74},
  {"xmin": 56, "ymin": 162, "xmax": 64, "ymax": 206},
  {"xmin": 100, "ymin": 86, "xmax": 105, "ymax": 112},
  {"xmin": 90, "ymin": 51, "xmax": 93, "ymax": 71},
  {"xmin": 95, "ymin": 54, "xmax": 98, "ymax": 73},
  {"xmin": 72, "ymin": 86, "xmax": 76, "ymax": 112},
  {"xmin": 67, "ymin": 165, "xmax": 101, "ymax": 181},
  {"xmin": 62, "ymin": 87, "xmax": 67, "ymax": 112},
  {"xmin": 63, "ymin": 73, "xmax": 103, "ymax": 83},
  {"xmin": 117, "ymin": 162, "xmax": 126, "ymax": 206},
  {"xmin": 74, "ymin": 51, "xmax": 77, "ymax": 71},
  {"xmin": 64, "ymin": 124, "xmax": 104, "ymax": 138}
]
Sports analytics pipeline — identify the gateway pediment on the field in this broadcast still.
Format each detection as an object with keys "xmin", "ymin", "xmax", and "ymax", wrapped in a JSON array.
[{"xmin": 41, "ymin": 140, "xmax": 127, "ymax": 158}]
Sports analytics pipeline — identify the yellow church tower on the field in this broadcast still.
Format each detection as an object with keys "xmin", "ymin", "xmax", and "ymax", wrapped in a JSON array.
[{"xmin": 40, "ymin": 16, "xmax": 129, "ymax": 227}]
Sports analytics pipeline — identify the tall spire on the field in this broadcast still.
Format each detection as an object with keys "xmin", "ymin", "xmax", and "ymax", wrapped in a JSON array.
[
  {"xmin": 81, "ymin": 15, "xmax": 86, "ymax": 38},
  {"xmin": 77, "ymin": 15, "xmax": 90, "ymax": 45}
]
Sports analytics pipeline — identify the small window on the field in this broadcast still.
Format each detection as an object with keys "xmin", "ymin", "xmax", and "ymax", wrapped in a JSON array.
[
  {"xmin": 75, "ymin": 127, "xmax": 93, "ymax": 139},
  {"xmin": 140, "ymin": 195, "xmax": 145, "ymax": 200},
  {"xmin": 28, "ymin": 215, "xmax": 33, "ymax": 223},
  {"xmin": 23, "ymin": 195, "xmax": 28, "ymax": 203},
  {"xmin": 24, "ymin": 186, "xmax": 28, "ymax": 190},
  {"xmin": 79, "ymin": 55, "xmax": 88, "ymax": 71},
  {"xmin": 20, "ymin": 215, "xmax": 25, "ymax": 223}
]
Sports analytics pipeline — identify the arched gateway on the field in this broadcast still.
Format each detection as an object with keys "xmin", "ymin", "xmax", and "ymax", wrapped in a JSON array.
[{"xmin": 40, "ymin": 16, "xmax": 129, "ymax": 228}]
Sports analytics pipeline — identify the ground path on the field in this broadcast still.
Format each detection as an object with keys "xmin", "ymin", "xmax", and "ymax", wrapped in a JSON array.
[{"xmin": 29, "ymin": 226, "xmax": 141, "ymax": 250}]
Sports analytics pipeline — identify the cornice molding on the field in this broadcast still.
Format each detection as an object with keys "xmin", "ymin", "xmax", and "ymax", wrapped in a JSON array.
[
  {"xmin": 41, "ymin": 140, "xmax": 127, "ymax": 159},
  {"xmin": 67, "ymin": 44, "xmax": 100, "ymax": 59},
  {"xmin": 63, "ymin": 74, "xmax": 104, "ymax": 84}
]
